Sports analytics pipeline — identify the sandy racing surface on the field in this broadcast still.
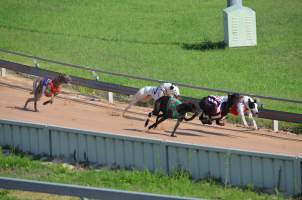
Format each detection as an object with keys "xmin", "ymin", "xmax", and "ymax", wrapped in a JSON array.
[{"xmin": 0, "ymin": 75, "xmax": 302, "ymax": 156}]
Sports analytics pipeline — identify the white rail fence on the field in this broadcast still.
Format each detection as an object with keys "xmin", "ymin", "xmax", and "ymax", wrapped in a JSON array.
[
  {"xmin": 0, "ymin": 119, "xmax": 301, "ymax": 196},
  {"xmin": 0, "ymin": 177, "xmax": 200, "ymax": 200}
]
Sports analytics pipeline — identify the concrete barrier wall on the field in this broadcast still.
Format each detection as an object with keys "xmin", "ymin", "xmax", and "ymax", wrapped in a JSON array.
[{"xmin": 0, "ymin": 119, "xmax": 301, "ymax": 196}]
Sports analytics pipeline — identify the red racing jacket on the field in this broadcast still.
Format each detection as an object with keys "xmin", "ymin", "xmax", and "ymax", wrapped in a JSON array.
[
  {"xmin": 230, "ymin": 104, "xmax": 249, "ymax": 116},
  {"xmin": 44, "ymin": 80, "xmax": 61, "ymax": 97}
]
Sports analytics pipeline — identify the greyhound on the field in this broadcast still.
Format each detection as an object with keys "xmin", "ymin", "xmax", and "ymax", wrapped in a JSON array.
[
  {"xmin": 230, "ymin": 96, "xmax": 259, "ymax": 129},
  {"xmin": 122, "ymin": 82, "xmax": 180, "ymax": 116},
  {"xmin": 24, "ymin": 74, "xmax": 71, "ymax": 112},
  {"xmin": 198, "ymin": 93, "xmax": 241, "ymax": 126},
  {"xmin": 144, "ymin": 96, "xmax": 198, "ymax": 137}
]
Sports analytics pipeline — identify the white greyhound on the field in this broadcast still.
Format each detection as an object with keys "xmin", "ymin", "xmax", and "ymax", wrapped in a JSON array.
[
  {"xmin": 230, "ymin": 96, "xmax": 259, "ymax": 129},
  {"xmin": 122, "ymin": 83, "xmax": 180, "ymax": 117}
]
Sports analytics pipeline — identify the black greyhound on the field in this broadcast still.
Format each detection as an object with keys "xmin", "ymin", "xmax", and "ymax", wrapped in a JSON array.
[
  {"xmin": 144, "ymin": 96, "xmax": 198, "ymax": 137},
  {"xmin": 198, "ymin": 93, "xmax": 240, "ymax": 126},
  {"xmin": 24, "ymin": 74, "xmax": 71, "ymax": 112}
]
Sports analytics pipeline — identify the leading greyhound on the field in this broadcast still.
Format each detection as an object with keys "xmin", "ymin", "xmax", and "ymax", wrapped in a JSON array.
[{"xmin": 230, "ymin": 96, "xmax": 259, "ymax": 129}]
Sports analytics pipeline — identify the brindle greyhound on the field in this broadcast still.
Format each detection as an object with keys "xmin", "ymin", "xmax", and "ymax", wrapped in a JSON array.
[
  {"xmin": 198, "ymin": 93, "xmax": 241, "ymax": 126},
  {"xmin": 144, "ymin": 96, "xmax": 198, "ymax": 137},
  {"xmin": 24, "ymin": 74, "xmax": 71, "ymax": 112}
]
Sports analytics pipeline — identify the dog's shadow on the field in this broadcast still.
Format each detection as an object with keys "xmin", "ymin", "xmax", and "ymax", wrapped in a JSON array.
[
  {"xmin": 122, "ymin": 115, "xmax": 146, "ymax": 122},
  {"xmin": 125, "ymin": 127, "xmax": 205, "ymax": 138},
  {"xmin": 7, "ymin": 106, "xmax": 36, "ymax": 112},
  {"xmin": 124, "ymin": 128, "xmax": 178, "ymax": 138},
  {"xmin": 179, "ymin": 128, "xmax": 241, "ymax": 138},
  {"xmin": 164, "ymin": 130, "xmax": 203, "ymax": 137}
]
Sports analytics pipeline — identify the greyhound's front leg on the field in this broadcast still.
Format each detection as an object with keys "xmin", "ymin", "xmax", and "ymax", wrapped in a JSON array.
[
  {"xmin": 248, "ymin": 112, "xmax": 258, "ymax": 130},
  {"xmin": 144, "ymin": 112, "xmax": 152, "ymax": 127},
  {"xmin": 240, "ymin": 112, "xmax": 249, "ymax": 128},
  {"xmin": 43, "ymin": 95, "xmax": 54, "ymax": 105},
  {"xmin": 171, "ymin": 118, "xmax": 183, "ymax": 137}
]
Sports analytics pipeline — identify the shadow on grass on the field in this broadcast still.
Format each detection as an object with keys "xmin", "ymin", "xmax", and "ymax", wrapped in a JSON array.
[
  {"xmin": 182, "ymin": 40, "xmax": 226, "ymax": 51},
  {"xmin": 1, "ymin": 24, "xmax": 229, "ymax": 50}
]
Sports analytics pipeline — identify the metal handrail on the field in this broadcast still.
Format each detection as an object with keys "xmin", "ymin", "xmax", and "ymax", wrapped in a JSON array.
[
  {"xmin": 0, "ymin": 177, "xmax": 201, "ymax": 200},
  {"xmin": 0, "ymin": 48, "xmax": 301, "ymax": 104}
]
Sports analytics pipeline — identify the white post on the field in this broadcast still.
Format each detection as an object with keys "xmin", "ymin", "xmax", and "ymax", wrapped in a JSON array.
[
  {"xmin": 108, "ymin": 92, "xmax": 114, "ymax": 104},
  {"xmin": 273, "ymin": 120, "xmax": 279, "ymax": 132},
  {"xmin": 1, "ymin": 68, "xmax": 6, "ymax": 77}
]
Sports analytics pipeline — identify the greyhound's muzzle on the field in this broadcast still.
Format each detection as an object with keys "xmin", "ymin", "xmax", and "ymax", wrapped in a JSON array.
[{"xmin": 252, "ymin": 111, "xmax": 259, "ymax": 117}]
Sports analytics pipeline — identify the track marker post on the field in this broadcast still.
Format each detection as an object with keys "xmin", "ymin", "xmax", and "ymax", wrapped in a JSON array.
[
  {"xmin": 273, "ymin": 120, "xmax": 279, "ymax": 132},
  {"xmin": 1, "ymin": 68, "xmax": 6, "ymax": 77},
  {"xmin": 108, "ymin": 92, "xmax": 114, "ymax": 104}
]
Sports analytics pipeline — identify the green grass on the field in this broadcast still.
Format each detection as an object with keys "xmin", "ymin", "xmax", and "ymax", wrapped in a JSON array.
[
  {"xmin": 0, "ymin": 148, "xmax": 291, "ymax": 200},
  {"xmin": 0, "ymin": 0, "xmax": 301, "ymax": 113}
]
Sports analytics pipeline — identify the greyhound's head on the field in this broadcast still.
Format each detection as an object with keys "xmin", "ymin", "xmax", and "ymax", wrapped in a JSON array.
[
  {"xmin": 52, "ymin": 74, "xmax": 72, "ymax": 87},
  {"xmin": 246, "ymin": 97, "xmax": 259, "ymax": 116},
  {"xmin": 57, "ymin": 74, "xmax": 72, "ymax": 83},
  {"xmin": 168, "ymin": 84, "xmax": 180, "ymax": 98}
]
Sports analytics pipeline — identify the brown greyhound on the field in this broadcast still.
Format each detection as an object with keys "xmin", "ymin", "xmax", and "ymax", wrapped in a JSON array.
[{"xmin": 24, "ymin": 74, "xmax": 71, "ymax": 112}]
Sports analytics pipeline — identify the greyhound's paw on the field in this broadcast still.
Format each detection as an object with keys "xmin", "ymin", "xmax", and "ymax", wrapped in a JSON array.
[
  {"xmin": 215, "ymin": 120, "xmax": 225, "ymax": 126},
  {"xmin": 170, "ymin": 134, "xmax": 176, "ymax": 137}
]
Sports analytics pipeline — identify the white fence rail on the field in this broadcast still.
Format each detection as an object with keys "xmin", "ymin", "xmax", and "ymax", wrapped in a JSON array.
[
  {"xmin": 0, "ymin": 119, "xmax": 301, "ymax": 196},
  {"xmin": 0, "ymin": 177, "xmax": 200, "ymax": 200}
]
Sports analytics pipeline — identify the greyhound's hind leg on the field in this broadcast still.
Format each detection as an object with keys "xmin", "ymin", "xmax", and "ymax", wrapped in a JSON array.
[
  {"xmin": 122, "ymin": 98, "xmax": 138, "ymax": 117},
  {"xmin": 148, "ymin": 115, "xmax": 166, "ymax": 130},
  {"xmin": 34, "ymin": 100, "xmax": 39, "ymax": 112},
  {"xmin": 24, "ymin": 97, "xmax": 36, "ymax": 110},
  {"xmin": 151, "ymin": 113, "xmax": 164, "ymax": 129},
  {"xmin": 24, "ymin": 98, "xmax": 33, "ymax": 109},
  {"xmin": 123, "ymin": 88, "xmax": 148, "ymax": 117}
]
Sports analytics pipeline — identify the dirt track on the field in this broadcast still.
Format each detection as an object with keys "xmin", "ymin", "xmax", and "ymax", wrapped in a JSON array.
[{"xmin": 0, "ymin": 76, "xmax": 302, "ymax": 156}]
